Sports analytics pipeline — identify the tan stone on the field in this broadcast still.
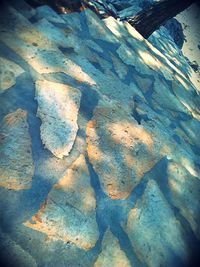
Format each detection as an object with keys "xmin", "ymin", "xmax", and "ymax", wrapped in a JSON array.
[
  {"xmin": 35, "ymin": 80, "xmax": 81, "ymax": 159},
  {"xmin": 0, "ymin": 109, "xmax": 34, "ymax": 190},
  {"xmin": 24, "ymin": 154, "xmax": 99, "ymax": 250},
  {"xmin": 86, "ymin": 100, "xmax": 161, "ymax": 199},
  {"xmin": 93, "ymin": 229, "xmax": 131, "ymax": 267}
]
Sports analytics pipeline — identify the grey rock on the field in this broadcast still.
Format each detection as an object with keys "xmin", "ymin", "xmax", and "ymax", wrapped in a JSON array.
[
  {"xmin": 125, "ymin": 179, "xmax": 189, "ymax": 267},
  {"xmin": 24, "ymin": 154, "xmax": 99, "ymax": 250},
  {"xmin": 93, "ymin": 229, "xmax": 131, "ymax": 267},
  {"xmin": 0, "ymin": 57, "xmax": 24, "ymax": 93},
  {"xmin": 0, "ymin": 109, "xmax": 34, "ymax": 190},
  {"xmin": 35, "ymin": 80, "xmax": 81, "ymax": 159}
]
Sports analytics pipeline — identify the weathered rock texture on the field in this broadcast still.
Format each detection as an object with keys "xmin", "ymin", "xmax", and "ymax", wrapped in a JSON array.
[
  {"xmin": 0, "ymin": 57, "xmax": 24, "ymax": 93},
  {"xmin": 87, "ymin": 100, "xmax": 162, "ymax": 199},
  {"xmin": 126, "ymin": 179, "xmax": 189, "ymax": 267},
  {"xmin": 24, "ymin": 154, "xmax": 99, "ymax": 250},
  {"xmin": 35, "ymin": 80, "xmax": 81, "ymax": 158},
  {"xmin": 93, "ymin": 229, "xmax": 131, "ymax": 267},
  {"xmin": 0, "ymin": 109, "xmax": 34, "ymax": 190},
  {"xmin": 0, "ymin": 1, "xmax": 199, "ymax": 266}
]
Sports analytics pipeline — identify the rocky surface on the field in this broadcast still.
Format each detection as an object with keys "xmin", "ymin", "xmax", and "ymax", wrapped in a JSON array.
[
  {"xmin": 0, "ymin": 109, "xmax": 34, "ymax": 190},
  {"xmin": 126, "ymin": 179, "xmax": 189, "ymax": 267},
  {"xmin": 35, "ymin": 80, "xmax": 81, "ymax": 158},
  {"xmin": 93, "ymin": 229, "xmax": 131, "ymax": 267},
  {"xmin": 24, "ymin": 154, "xmax": 99, "ymax": 250},
  {"xmin": 86, "ymin": 99, "xmax": 162, "ymax": 199},
  {"xmin": 0, "ymin": 57, "xmax": 24, "ymax": 93},
  {"xmin": 0, "ymin": 0, "xmax": 200, "ymax": 266}
]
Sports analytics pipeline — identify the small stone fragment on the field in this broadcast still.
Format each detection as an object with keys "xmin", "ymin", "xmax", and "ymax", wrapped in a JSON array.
[
  {"xmin": 126, "ymin": 179, "xmax": 188, "ymax": 267},
  {"xmin": 0, "ymin": 57, "xmax": 24, "ymax": 93},
  {"xmin": 24, "ymin": 154, "xmax": 99, "ymax": 250},
  {"xmin": 93, "ymin": 229, "xmax": 131, "ymax": 267},
  {"xmin": 0, "ymin": 109, "xmax": 34, "ymax": 190},
  {"xmin": 35, "ymin": 80, "xmax": 81, "ymax": 159}
]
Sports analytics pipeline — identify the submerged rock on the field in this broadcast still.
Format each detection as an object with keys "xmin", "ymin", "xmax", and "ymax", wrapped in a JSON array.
[
  {"xmin": 35, "ymin": 80, "xmax": 81, "ymax": 159},
  {"xmin": 24, "ymin": 154, "xmax": 99, "ymax": 250},
  {"xmin": 0, "ymin": 109, "xmax": 34, "ymax": 190}
]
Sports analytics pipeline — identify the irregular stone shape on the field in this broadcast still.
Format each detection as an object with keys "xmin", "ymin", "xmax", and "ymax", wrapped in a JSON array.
[
  {"xmin": 83, "ymin": 9, "xmax": 118, "ymax": 44},
  {"xmin": 110, "ymin": 53, "xmax": 128, "ymax": 80},
  {"xmin": 133, "ymin": 73, "xmax": 153, "ymax": 93},
  {"xmin": 167, "ymin": 161, "xmax": 200, "ymax": 239},
  {"xmin": 35, "ymin": 80, "xmax": 81, "ymax": 159},
  {"xmin": 93, "ymin": 229, "xmax": 131, "ymax": 267},
  {"xmin": 0, "ymin": 57, "xmax": 24, "ymax": 93},
  {"xmin": 152, "ymin": 77, "xmax": 189, "ymax": 113},
  {"xmin": 34, "ymin": 18, "xmax": 71, "ymax": 48},
  {"xmin": 35, "ymin": 5, "xmax": 66, "ymax": 24},
  {"xmin": 0, "ymin": 5, "xmax": 56, "ymax": 51},
  {"xmin": 24, "ymin": 154, "xmax": 99, "ymax": 250},
  {"xmin": 61, "ymin": 12, "xmax": 82, "ymax": 31},
  {"xmin": 0, "ymin": 31, "xmax": 96, "ymax": 86},
  {"xmin": 0, "ymin": 109, "xmax": 34, "ymax": 190},
  {"xmin": 86, "ymin": 100, "xmax": 162, "ymax": 199},
  {"xmin": 126, "ymin": 179, "xmax": 189, "ymax": 267}
]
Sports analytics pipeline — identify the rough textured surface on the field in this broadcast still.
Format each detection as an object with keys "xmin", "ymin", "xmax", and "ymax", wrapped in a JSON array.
[
  {"xmin": 93, "ymin": 229, "xmax": 131, "ymax": 267},
  {"xmin": 0, "ymin": 109, "xmax": 34, "ymax": 190},
  {"xmin": 0, "ymin": 57, "xmax": 24, "ymax": 93},
  {"xmin": 0, "ymin": 1, "xmax": 199, "ymax": 266},
  {"xmin": 35, "ymin": 80, "xmax": 81, "ymax": 158},
  {"xmin": 24, "ymin": 154, "xmax": 99, "ymax": 250},
  {"xmin": 167, "ymin": 161, "xmax": 200, "ymax": 239},
  {"xmin": 87, "ymin": 100, "xmax": 162, "ymax": 199},
  {"xmin": 0, "ymin": 227, "xmax": 37, "ymax": 267},
  {"xmin": 126, "ymin": 179, "xmax": 189, "ymax": 267}
]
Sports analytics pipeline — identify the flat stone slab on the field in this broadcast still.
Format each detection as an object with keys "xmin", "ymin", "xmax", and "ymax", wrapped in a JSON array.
[
  {"xmin": 167, "ymin": 161, "xmax": 200, "ymax": 239},
  {"xmin": 0, "ymin": 57, "xmax": 24, "ymax": 93},
  {"xmin": 93, "ymin": 229, "xmax": 131, "ymax": 267},
  {"xmin": 35, "ymin": 80, "xmax": 81, "ymax": 159},
  {"xmin": 86, "ymin": 100, "xmax": 162, "ymax": 199},
  {"xmin": 0, "ymin": 109, "xmax": 34, "ymax": 190},
  {"xmin": 24, "ymin": 154, "xmax": 99, "ymax": 250},
  {"xmin": 125, "ymin": 179, "xmax": 189, "ymax": 267}
]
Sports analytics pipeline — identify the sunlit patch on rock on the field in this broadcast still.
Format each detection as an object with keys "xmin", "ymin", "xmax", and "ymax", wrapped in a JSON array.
[
  {"xmin": 86, "ymin": 100, "xmax": 162, "ymax": 199},
  {"xmin": 35, "ymin": 80, "xmax": 81, "ymax": 159},
  {"xmin": 24, "ymin": 154, "xmax": 99, "ymax": 250}
]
